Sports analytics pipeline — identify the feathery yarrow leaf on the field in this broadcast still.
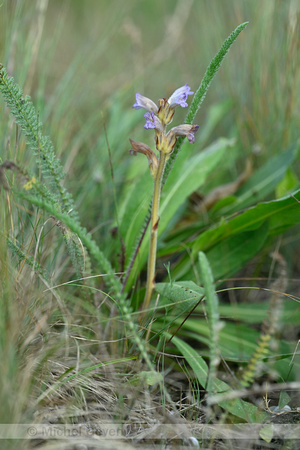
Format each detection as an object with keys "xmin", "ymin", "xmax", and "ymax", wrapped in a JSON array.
[
  {"xmin": 164, "ymin": 21, "xmax": 249, "ymax": 180},
  {"xmin": 0, "ymin": 66, "xmax": 78, "ymax": 222}
]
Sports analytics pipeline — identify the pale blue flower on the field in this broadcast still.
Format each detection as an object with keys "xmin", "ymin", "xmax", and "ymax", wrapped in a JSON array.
[
  {"xmin": 133, "ymin": 93, "xmax": 159, "ymax": 114},
  {"xmin": 144, "ymin": 112, "xmax": 164, "ymax": 131},
  {"xmin": 167, "ymin": 84, "xmax": 194, "ymax": 108}
]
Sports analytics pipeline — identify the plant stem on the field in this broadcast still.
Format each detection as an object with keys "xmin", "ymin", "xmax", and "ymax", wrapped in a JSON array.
[{"xmin": 142, "ymin": 151, "xmax": 167, "ymax": 316}]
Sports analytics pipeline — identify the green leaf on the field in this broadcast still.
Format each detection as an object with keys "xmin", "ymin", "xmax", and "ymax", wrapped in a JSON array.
[
  {"xmin": 179, "ymin": 319, "xmax": 260, "ymax": 360},
  {"xmin": 128, "ymin": 371, "xmax": 164, "ymax": 387},
  {"xmin": 218, "ymin": 302, "xmax": 300, "ymax": 325},
  {"xmin": 169, "ymin": 334, "xmax": 209, "ymax": 387},
  {"xmin": 205, "ymin": 221, "xmax": 269, "ymax": 280},
  {"xmin": 174, "ymin": 189, "xmax": 300, "ymax": 280},
  {"xmin": 275, "ymin": 168, "xmax": 298, "ymax": 199},
  {"xmin": 278, "ymin": 390, "xmax": 291, "ymax": 409},
  {"xmin": 0, "ymin": 67, "xmax": 79, "ymax": 222},
  {"xmin": 259, "ymin": 424, "xmax": 274, "ymax": 443},
  {"xmin": 168, "ymin": 334, "xmax": 266, "ymax": 422},
  {"xmin": 162, "ymin": 139, "xmax": 234, "ymax": 230},
  {"xmin": 219, "ymin": 143, "xmax": 299, "ymax": 215},
  {"xmin": 155, "ymin": 280, "xmax": 204, "ymax": 316},
  {"xmin": 198, "ymin": 253, "xmax": 219, "ymax": 325},
  {"xmin": 199, "ymin": 189, "xmax": 300, "ymax": 251},
  {"xmin": 119, "ymin": 172, "xmax": 152, "ymax": 260}
]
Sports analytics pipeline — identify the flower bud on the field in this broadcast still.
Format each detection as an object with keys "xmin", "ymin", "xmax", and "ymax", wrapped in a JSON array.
[
  {"xmin": 129, "ymin": 139, "xmax": 159, "ymax": 178},
  {"xmin": 155, "ymin": 132, "xmax": 176, "ymax": 154},
  {"xmin": 157, "ymin": 98, "xmax": 175, "ymax": 126},
  {"xmin": 156, "ymin": 124, "xmax": 199, "ymax": 154}
]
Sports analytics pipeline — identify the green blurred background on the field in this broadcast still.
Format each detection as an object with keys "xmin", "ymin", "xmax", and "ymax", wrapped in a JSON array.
[
  {"xmin": 2, "ymin": 0, "xmax": 299, "ymax": 144},
  {"xmin": 1, "ymin": 0, "xmax": 299, "ymax": 255}
]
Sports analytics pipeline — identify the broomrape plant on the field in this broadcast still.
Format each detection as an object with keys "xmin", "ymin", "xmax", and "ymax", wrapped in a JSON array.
[{"xmin": 130, "ymin": 85, "xmax": 199, "ymax": 315}]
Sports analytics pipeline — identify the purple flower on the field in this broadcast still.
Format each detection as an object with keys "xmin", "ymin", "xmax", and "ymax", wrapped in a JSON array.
[
  {"xmin": 169, "ymin": 124, "xmax": 199, "ymax": 144},
  {"xmin": 168, "ymin": 84, "xmax": 194, "ymax": 108},
  {"xmin": 133, "ymin": 93, "xmax": 159, "ymax": 114},
  {"xmin": 144, "ymin": 112, "xmax": 164, "ymax": 132}
]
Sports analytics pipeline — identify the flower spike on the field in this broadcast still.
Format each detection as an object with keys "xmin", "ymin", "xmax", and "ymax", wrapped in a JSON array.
[{"xmin": 130, "ymin": 83, "xmax": 199, "ymax": 317}]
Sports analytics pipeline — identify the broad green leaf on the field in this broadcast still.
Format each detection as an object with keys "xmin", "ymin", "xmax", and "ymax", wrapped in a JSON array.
[
  {"xmin": 128, "ymin": 371, "xmax": 164, "ymax": 387},
  {"xmin": 278, "ymin": 390, "xmax": 291, "ymax": 409},
  {"xmin": 272, "ymin": 356, "xmax": 296, "ymax": 381},
  {"xmin": 119, "ymin": 171, "xmax": 153, "ymax": 260},
  {"xmin": 210, "ymin": 195, "xmax": 237, "ymax": 213},
  {"xmin": 179, "ymin": 319, "xmax": 259, "ymax": 360},
  {"xmin": 174, "ymin": 189, "xmax": 300, "ymax": 280},
  {"xmin": 155, "ymin": 280, "xmax": 204, "ymax": 316},
  {"xmin": 275, "ymin": 168, "xmax": 298, "ymax": 199},
  {"xmin": 259, "ymin": 424, "xmax": 274, "ymax": 443},
  {"xmin": 159, "ymin": 144, "xmax": 299, "ymax": 262},
  {"xmin": 170, "ymin": 317, "xmax": 292, "ymax": 364},
  {"xmin": 169, "ymin": 334, "xmax": 266, "ymax": 422},
  {"xmin": 218, "ymin": 302, "xmax": 300, "ymax": 325},
  {"xmin": 152, "ymin": 282, "xmax": 205, "ymax": 340},
  {"xmin": 206, "ymin": 221, "xmax": 269, "ymax": 280},
  {"xmin": 169, "ymin": 334, "xmax": 209, "ymax": 388},
  {"xmin": 161, "ymin": 138, "xmax": 234, "ymax": 226},
  {"xmin": 218, "ymin": 142, "xmax": 299, "ymax": 215},
  {"xmin": 195, "ymin": 189, "xmax": 300, "ymax": 254}
]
